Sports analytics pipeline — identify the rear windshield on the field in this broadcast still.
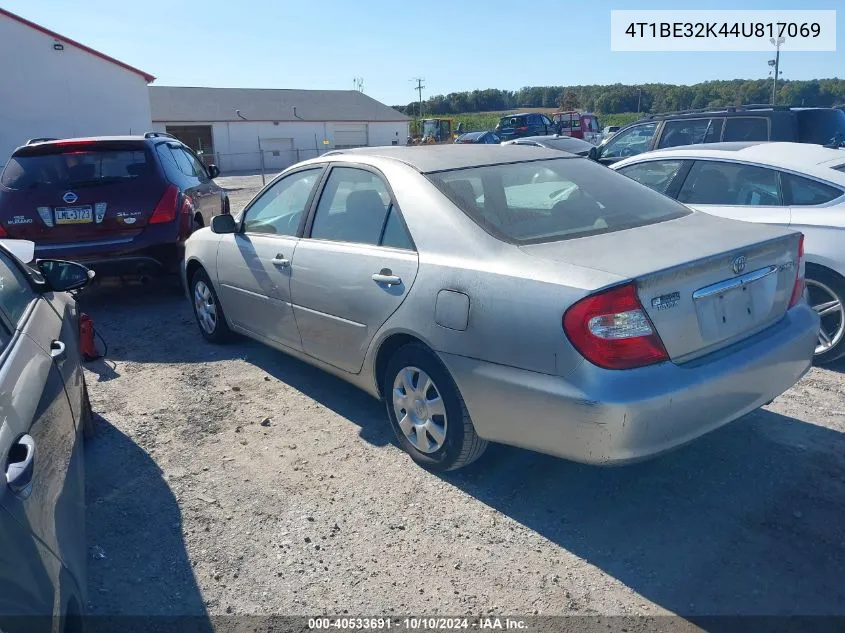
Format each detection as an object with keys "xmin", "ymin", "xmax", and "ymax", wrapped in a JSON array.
[
  {"xmin": 427, "ymin": 158, "xmax": 691, "ymax": 245},
  {"xmin": 499, "ymin": 116, "xmax": 527, "ymax": 128},
  {"xmin": 796, "ymin": 109, "xmax": 845, "ymax": 145},
  {"xmin": 1, "ymin": 148, "xmax": 153, "ymax": 190},
  {"xmin": 542, "ymin": 138, "xmax": 593, "ymax": 154}
]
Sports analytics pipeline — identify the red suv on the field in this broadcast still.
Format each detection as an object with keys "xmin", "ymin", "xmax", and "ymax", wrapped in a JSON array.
[{"xmin": 0, "ymin": 132, "xmax": 229, "ymax": 277}]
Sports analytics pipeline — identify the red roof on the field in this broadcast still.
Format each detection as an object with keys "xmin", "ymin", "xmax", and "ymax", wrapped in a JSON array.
[{"xmin": 1, "ymin": 8, "xmax": 155, "ymax": 83}]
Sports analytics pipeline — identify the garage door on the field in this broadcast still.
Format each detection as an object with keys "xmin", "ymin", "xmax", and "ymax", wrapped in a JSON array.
[
  {"xmin": 334, "ymin": 124, "xmax": 368, "ymax": 148},
  {"xmin": 260, "ymin": 137, "xmax": 295, "ymax": 171}
]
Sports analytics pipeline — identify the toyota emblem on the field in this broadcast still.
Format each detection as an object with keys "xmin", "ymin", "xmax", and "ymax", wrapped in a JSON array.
[
  {"xmin": 63, "ymin": 191, "xmax": 78, "ymax": 204},
  {"xmin": 732, "ymin": 255, "xmax": 747, "ymax": 275}
]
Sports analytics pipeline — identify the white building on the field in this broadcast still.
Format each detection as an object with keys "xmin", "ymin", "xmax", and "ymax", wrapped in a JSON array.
[
  {"xmin": 149, "ymin": 86, "xmax": 410, "ymax": 172},
  {"xmin": 0, "ymin": 8, "xmax": 154, "ymax": 165}
]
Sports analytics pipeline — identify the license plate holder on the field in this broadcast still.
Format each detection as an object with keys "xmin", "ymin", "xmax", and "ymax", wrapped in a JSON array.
[{"xmin": 54, "ymin": 206, "xmax": 93, "ymax": 225}]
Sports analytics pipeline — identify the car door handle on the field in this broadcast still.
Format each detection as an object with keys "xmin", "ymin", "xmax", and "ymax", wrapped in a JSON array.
[
  {"xmin": 271, "ymin": 254, "xmax": 290, "ymax": 268},
  {"xmin": 372, "ymin": 273, "xmax": 402, "ymax": 286},
  {"xmin": 50, "ymin": 340, "xmax": 66, "ymax": 361},
  {"xmin": 6, "ymin": 435, "xmax": 35, "ymax": 497}
]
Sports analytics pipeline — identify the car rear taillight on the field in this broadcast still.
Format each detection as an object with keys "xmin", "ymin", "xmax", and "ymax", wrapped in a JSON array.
[
  {"xmin": 788, "ymin": 234, "xmax": 806, "ymax": 308},
  {"xmin": 150, "ymin": 185, "xmax": 179, "ymax": 224},
  {"xmin": 516, "ymin": 126, "xmax": 528, "ymax": 132},
  {"xmin": 0, "ymin": 224, "xmax": 7, "ymax": 238},
  {"xmin": 563, "ymin": 283, "xmax": 669, "ymax": 370}
]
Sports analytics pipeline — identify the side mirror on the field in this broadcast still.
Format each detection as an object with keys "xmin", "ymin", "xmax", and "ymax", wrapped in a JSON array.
[
  {"xmin": 207, "ymin": 164, "xmax": 220, "ymax": 179},
  {"xmin": 211, "ymin": 214, "xmax": 236, "ymax": 234},
  {"xmin": 588, "ymin": 146, "xmax": 599, "ymax": 161},
  {"xmin": 37, "ymin": 260, "xmax": 94, "ymax": 292}
]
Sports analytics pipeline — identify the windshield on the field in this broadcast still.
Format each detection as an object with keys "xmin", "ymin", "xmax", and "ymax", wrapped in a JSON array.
[
  {"xmin": 1, "ymin": 148, "xmax": 153, "ymax": 189},
  {"xmin": 427, "ymin": 158, "xmax": 690, "ymax": 244},
  {"xmin": 498, "ymin": 116, "xmax": 526, "ymax": 128},
  {"xmin": 796, "ymin": 109, "xmax": 845, "ymax": 145}
]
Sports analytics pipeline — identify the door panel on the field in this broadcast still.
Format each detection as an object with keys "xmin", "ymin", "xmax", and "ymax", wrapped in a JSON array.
[
  {"xmin": 216, "ymin": 233, "xmax": 302, "ymax": 349},
  {"xmin": 0, "ymin": 329, "xmax": 79, "ymax": 618},
  {"xmin": 290, "ymin": 242, "xmax": 418, "ymax": 373},
  {"xmin": 0, "ymin": 503, "xmax": 61, "ymax": 625}
]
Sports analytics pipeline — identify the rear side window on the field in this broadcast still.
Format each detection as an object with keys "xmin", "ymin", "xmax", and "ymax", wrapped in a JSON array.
[
  {"xmin": 678, "ymin": 161, "xmax": 780, "ymax": 206},
  {"xmin": 1, "ymin": 148, "xmax": 152, "ymax": 190},
  {"xmin": 723, "ymin": 117, "xmax": 769, "ymax": 142},
  {"xmin": 781, "ymin": 173, "xmax": 843, "ymax": 206},
  {"xmin": 310, "ymin": 167, "xmax": 391, "ymax": 245},
  {"xmin": 428, "ymin": 158, "xmax": 690, "ymax": 244},
  {"xmin": 616, "ymin": 160, "xmax": 686, "ymax": 195}
]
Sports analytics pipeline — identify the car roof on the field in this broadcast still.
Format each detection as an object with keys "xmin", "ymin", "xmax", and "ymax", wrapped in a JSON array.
[
  {"xmin": 320, "ymin": 144, "xmax": 574, "ymax": 173},
  {"xmin": 613, "ymin": 141, "xmax": 845, "ymax": 181},
  {"xmin": 12, "ymin": 135, "xmax": 167, "ymax": 155}
]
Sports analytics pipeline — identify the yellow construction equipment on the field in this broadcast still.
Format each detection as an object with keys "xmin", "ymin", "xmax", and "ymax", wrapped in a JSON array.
[{"xmin": 409, "ymin": 118, "xmax": 456, "ymax": 144}]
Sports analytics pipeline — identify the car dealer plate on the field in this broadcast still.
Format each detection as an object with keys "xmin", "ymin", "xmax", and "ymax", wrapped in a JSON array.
[{"xmin": 54, "ymin": 206, "xmax": 93, "ymax": 225}]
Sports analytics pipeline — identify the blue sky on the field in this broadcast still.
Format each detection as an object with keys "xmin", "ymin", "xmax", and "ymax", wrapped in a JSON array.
[{"xmin": 4, "ymin": 0, "xmax": 842, "ymax": 106}]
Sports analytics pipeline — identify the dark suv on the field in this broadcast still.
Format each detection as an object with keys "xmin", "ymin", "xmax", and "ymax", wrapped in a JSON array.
[
  {"xmin": 0, "ymin": 133, "xmax": 229, "ymax": 277},
  {"xmin": 595, "ymin": 105, "xmax": 845, "ymax": 166},
  {"xmin": 495, "ymin": 113, "xmax": 554, "ymax": 141}
]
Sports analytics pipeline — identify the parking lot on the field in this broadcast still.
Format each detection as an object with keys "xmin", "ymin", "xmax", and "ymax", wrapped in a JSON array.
[{"xmin": 73, "ymin": 173, "xmax": 845, "ymax": 621}]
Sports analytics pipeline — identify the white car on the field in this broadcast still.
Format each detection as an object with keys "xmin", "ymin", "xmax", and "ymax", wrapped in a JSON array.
[
  {"xmin": 602, "ymin": 125, "xmax": 620, "ymax": 141},
  {"xmin": 612, "ymin": 141, "xmax": 845, "ymax": 364}
]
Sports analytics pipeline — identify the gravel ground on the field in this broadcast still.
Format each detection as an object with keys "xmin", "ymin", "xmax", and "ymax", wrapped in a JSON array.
[{"xmin": 79, "ymin": 173, "xmax": 845, "ymax": 625}]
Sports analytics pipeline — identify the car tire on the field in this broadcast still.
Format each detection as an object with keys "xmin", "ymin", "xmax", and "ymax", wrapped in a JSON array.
[
  {"xmin": 806, "ymin": 265, "xmax": 845, "ymax": 365},
  {"xmin": 191, "ymin": 268, "xmax": 232, "ymax": 344},
  {"xmin": 192, "ymin": 216, "xmax": 203, "ymax": 233},
  {"xmin": 81, "ymin": 379, "xmax": 95, "ymax": 441},
  {"xmin": 383, "ymin": 343, "xmax": 488, "ymax": 471}
]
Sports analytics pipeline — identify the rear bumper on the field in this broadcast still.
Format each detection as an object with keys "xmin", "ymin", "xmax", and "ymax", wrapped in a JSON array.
[
  {"xmin": 35, "ymin": 241, "xmax": 183, "ymax": 277},
  {"xmin": 438, "ymin": 303, "xmax": 819, "ymax": 465}
]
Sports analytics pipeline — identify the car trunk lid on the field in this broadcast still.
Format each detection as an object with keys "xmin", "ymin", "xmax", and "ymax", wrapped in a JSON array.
[
  {"xmin": 520, "ymin": 212, "xmax": 801, "ymax": 362},
  {"xmin": 0, "ymin": 141, "xmax": 165, "ymax": 241}
]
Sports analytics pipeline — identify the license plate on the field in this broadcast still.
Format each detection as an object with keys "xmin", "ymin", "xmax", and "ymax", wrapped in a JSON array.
[
  {"xmin": 55, "ymin": 206, "xmax": 93, "ymax": 225},
  {"xmin": 694, "ymin": 267, "xmax": 778, "ymax": 342}
]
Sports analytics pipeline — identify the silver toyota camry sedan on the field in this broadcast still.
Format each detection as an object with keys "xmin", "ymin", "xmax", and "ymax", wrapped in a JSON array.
[{"xmin": 182, "ymin": 145, "xmax": 819, "ymax": 471}]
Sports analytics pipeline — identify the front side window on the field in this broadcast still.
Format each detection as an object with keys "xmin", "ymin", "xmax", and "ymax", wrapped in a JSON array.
[
  {"xmin": 657, "ymin": 118, "xmax": 724, "ymax": 149},
  {"xmin": 310, "ymin": 167, "xmax": 392, "ymax": 245},
  {"xmin": 616, "ymin": 160, "xmax": 686, "ymax": 195},
  {"xmin": 678, "ymin": 161, "xmax": 780, "ymax": 206},
  {"xmin": 0, "ymin": 250, "xmax": 36, "ymax": 327},
  {"xmin": 599, "ymin": 123, "xmax": 658, "ymax": 159},
  {"xmin": 782, "ymin": 173, "xmax": 843, "ymax": 206},
  {"xmin": 429, "ymin": 157, "xmax": 690, "ymax": 244},
  {"xmin": 242, "ymin": 168, "xmax": 322, "ymax": 235},
  {"xmin": 181, "ymin": 147, "xmax": 209, "ymax": 181}
]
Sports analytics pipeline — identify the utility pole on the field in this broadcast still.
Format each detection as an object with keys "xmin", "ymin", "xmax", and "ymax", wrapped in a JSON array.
[
  {"xmin": 412, "ymin": 77, "xmax": 425, "ymax": 118},
  {"xmin": 637, "ymin": 88, "xmax": 642, "ymax": 117},
  {"xmin": 353, "ymin": 77, "xmax": 364, "ymax": 92},
  {"xmin": 770, "ymin": 37, "xmax": 785, "ymax": 104}
]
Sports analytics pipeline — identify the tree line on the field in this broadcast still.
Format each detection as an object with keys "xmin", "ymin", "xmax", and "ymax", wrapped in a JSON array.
[{"xmin": 393, "ymin": 79, "xmax": 845, "ymax": 116}]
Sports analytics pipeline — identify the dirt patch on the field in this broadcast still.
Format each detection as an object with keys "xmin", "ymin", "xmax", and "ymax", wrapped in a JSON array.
[{"xmin": 80, "ymin": 278, "xmax": 845, "ymax": 620}]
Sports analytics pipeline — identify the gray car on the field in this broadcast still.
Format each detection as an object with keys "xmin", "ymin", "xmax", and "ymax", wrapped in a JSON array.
[
  {"xmin": 501, "ymin": 134, "xmax": 598, "ymax": 158},
  {"xmin": 0, "ymin": 240, "xmax": 94, "ymax": 632},
  {"xmin": 182, "ymin": 145, "xmax": 818, "ymax": 471}
]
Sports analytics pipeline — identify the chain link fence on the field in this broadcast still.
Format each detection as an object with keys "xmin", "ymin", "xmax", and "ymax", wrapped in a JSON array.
[{"xmin": 196, "ymin": 148, "xmax": 329, "ymax": 184}]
